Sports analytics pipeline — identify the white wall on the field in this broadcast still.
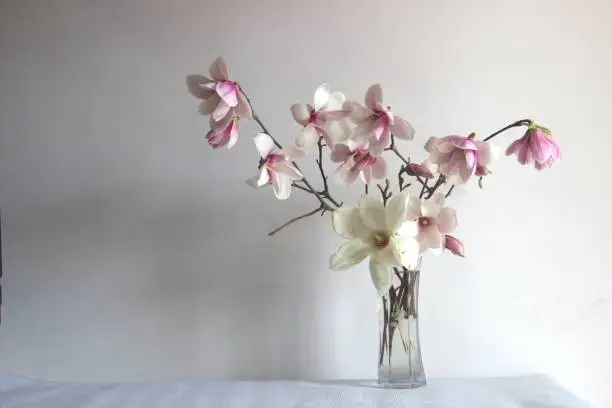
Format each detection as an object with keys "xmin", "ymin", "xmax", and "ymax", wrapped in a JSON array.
[{"xmin": 1, "ymin": 0, "xmax": 611, "ymax": 406}]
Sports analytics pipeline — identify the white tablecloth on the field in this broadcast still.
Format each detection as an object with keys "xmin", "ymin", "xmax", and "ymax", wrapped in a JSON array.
[{"xmin": 0, "ymin": 373, "xmax": 593, "ymax": 408}]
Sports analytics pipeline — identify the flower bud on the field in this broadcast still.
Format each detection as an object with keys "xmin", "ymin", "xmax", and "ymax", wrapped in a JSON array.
[
  {"xmin": 405, "ymin": 163, "xmax": 434, "ymax": 179},
  {"xmin": 444, "ymin": 235, "xmax": 465, "ymax": 257}
]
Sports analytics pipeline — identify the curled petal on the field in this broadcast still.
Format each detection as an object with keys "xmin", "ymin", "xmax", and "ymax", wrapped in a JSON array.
[
  {"xmin": 390, "ymin": 117, "xmax": 415, "ymax": 141},
  {"xmin": 271, "ymin": 172, "xmax": 292, "ymax": 200},
  {"xmin": 273, "ymin": 161, "xmax": 303, "ymax": 180},
  {"xmin": 209, "ymin": 57, "xmax": 229, "ymax": 81},
  {"xmin": 424, "ymin": 136, "xmax": 439, "ymax": 153},
  {"xmin": 369, "ymin": 259, "xmax": 392, "ymax": 296},
  {"xmin": 365, "ymin": 84, "xmax": 383, "ymax": 110},
  {"xmin": 216, "ymin": 82, "xmax": 238, "ymax": 107},
  {"xmin": 330, "ymin": 240, "xmax": 371, "ymax": 270},
  {"xmin": 253, "ymin": 133, "xmax": 276, "ymax": 158},
  {"xmin": 212, "ymin": 101, "xmax": 232, "ymax": 122},
  {"xmin": 246, "ymin": 168, "xmax": 270, "ymax": 188},
  {"xmin": 444, "ymin": 235, "xmax": 465, "ymax": 257},
  {"xmin": 290, "ymin": 103, "xmax": 311, "ymax": 126},
  {"xmin": 445, "ymin": 135, "xmax": 479, "ymax": 151}
]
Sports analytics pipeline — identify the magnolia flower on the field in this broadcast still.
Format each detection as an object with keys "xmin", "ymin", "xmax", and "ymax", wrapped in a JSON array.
[
  {"xmin": 330, "ymin": 195, "xmax": 420, "ymax": 295},
  {"xmin": 291, "ymin": 83, "xmax": 351, "ymax": 149},
  {"xmin": 505, "ymin": 125, "xmax": 560, "ymax": 170},
  {"xmin": 206, "ymin": 113, "xmax": 239, "ymax": 149},
  {"xmin": 186, "ymin": 57, "xmax": 252, "ymax": 122},
  {"xmin": 444, "ymin": 235, "xmax": 465, "ymax": 257},
  {"xmin": 247, "ymin": 133, "xmax": 303, "ymax": 200},
  {"xmin": 346, "ymin": 84, "xmax": 415, "ymax": 154},
  {"xmin": 474, "ymin": 140, "xmax": 499, "ymax": 177},
  {"xmin": 402, "ymin": 193, "xmax": 458, "ymax": 254},
  {"xmin": 330, "ymin": 141, "xmax": 387, "ymax": 185},
  {"xmin": 424, "ymin": 135, "xmax": 479, "ymax": 184}
]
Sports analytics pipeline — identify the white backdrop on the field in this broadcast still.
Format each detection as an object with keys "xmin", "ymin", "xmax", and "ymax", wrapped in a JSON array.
[{"xmin": 1, "ymin": 0, "xmax": 611, "ymax": 406}]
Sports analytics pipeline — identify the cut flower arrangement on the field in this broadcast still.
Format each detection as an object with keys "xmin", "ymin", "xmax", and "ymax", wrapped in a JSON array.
[{"xmin": 186, "ymin": 57, "xmax": 561, "ymax": 388}]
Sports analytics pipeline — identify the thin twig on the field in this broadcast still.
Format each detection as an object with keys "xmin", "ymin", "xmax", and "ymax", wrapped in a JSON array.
[
  {"xmin": 385, "ymin": 136, "xmax": 430, "ymax": 191},
  {"xmin": 268, "ymin": 206, "xmax": 324, "ymax": 236},
  {"xmin": 316, "ymin": 139, "xmax": 341, "ymax": 207},
  {"xmin": 291, "ymin": 182, "xmax": 311, "ymax": 193},
  {"xmin": 425, "ymin": 175, "xmax": 446, "ymax": 199},
  {"xmin": 483, "ymin": 119, "xmax": 531, "ymax": 142},
  {"xmin": 377, "ymin": 179, "xmax": 392, "ymax": 205},
  {"xmin": 365, "ymin": 184, "xmax": 369, "ymax": 195},
  {"xmin": 445, "ymin": 185, "xmax": 455, "ymax": 198}
]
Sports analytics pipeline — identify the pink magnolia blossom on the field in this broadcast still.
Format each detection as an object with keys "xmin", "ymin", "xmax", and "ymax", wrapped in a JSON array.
[
  {"xmin": 444, "ymin": 235, "xmax": 465, "ymax": 257},
  {"xmin": 186, "ymin": 57, "xmax": 253, "ymax": 122},
  {"xmin": 291, "ymin": 84, "xmax": 351, "ymax": 149},
  {"xmin": 505, "ymin": 125, "xmax": 560, "ymax": 170},
  {"xmin": 247, "ymin": 133, "xmax": 303, "ymax": 200},
  {"xmin": 402, "ymin": 193, "xmax": 458, "ymax": 254},
  {"xmin": 330, "ymin": 141, "xmax": 387, "ymax": 185},
  {"xmin": 206, "ymin": 113, "xmax": 239, "ymax": 149},
  {"xmin": 345, "ymin": 84, "xmax": 415, "ymax": 154},
  {"xmin": 424, "ymin": 135, "xmax": 479, "ymax": 184}
]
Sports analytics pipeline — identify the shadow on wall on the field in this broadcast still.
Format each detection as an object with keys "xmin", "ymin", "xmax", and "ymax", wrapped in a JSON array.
[{"xmin": 1, "ymin": 185, "xmax": 329, "ymax": 381}]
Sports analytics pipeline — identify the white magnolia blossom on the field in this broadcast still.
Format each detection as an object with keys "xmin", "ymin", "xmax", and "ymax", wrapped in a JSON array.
[
  {"xmin": 247, "ymin": 133, "xmax": 304, "ymax": 200},
  {"xmin": 329, "ymin": 195, "xmax": 420, "ymax": 295},
  {"xmin": 291, "ymin": 83, "xmax": 350, "ymax": 149}
]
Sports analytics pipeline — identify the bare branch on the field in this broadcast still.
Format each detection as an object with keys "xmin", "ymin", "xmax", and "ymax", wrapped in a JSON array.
[{"xmin": 268, "ymin": 206, "xmax": 324, "ymax": 236}]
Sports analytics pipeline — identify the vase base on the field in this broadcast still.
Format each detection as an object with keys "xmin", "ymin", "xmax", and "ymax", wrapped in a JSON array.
[{"xmin": 376, "ymin": 380, "xmax": 427, "ymax": 389}]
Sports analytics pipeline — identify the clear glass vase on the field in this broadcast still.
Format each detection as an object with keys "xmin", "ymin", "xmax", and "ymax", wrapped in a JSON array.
[{"xmin": 377, "ymin": 261, "xmax": 426, "ymax": 388}]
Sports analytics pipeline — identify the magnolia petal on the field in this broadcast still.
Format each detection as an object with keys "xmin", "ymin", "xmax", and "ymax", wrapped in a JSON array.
[
  {"xmin": 186, "ymin": 75, "xmax": 215, "ymax": 99},
  {"xmin": 365, "ymin": 84, "xmax": 383, "ymax": 110},
  {"xmin": 295, "ymin": 124, "xmax": 320, "ymax": 149},
  {"xmin": 212, "ymin": 100, "xmax": 232, "ymax": 122},
  {"xmin": 352, "ymin": 120, "xmax": 376, "ymax": 145},
  {"xmin": 273, "ymin": 161, "xmax": 303, "ymax": 180},
  {"xmin": 390, "ymin": 117, "xmax": 416, "ymax": 141},
  {"xmin": 421, "ymin": 199, "xmax": 441, "ymax": 217},
  {"xmin": 346, "ymin": 101, "xmax": 373, "ymax": 123},
  {"xmin": 386, "ymin": 191, "xmax": 410, "ymax": 232},
  {"xmin": 438, "ymin": 207, "xmax": 457, "ymax": 234},
  {"xmin": 277, "ymin": 146, "xmax": 305, "ymax": 160},
  {"xmin": 198, "ymin": 95, "xmax": 221, "ymax": 116},
  {"xmin": 290, "ymin": 103, "xmax": 311, "ymax": 126},
  {"xmin": 372, "ymin": 241, "xmax": 402, "ymax": 266},
  {"xmin": 330, "ymin": 144, "xmax": 352, "ymax": 163},
  {"xmin": 332, "ymin": 207, "xmax": 370, "ymax": 240},
  {"xmin": 444, "ymin": 235, "xmax": 465, "ymax": 257},
  {"xmin": 313, "ymin": 83, "xmax": 331, "ymax": 110},
  {"xmin": 360, "ymin": 166, "xmax": 373, "ymax": 184},
  {"xmin": 369, "ymin": 259, "xmax": 392, "ymax": 296},
  {"xmin": 393, "ymin": 235, "xmax": 420, "ymax": 268},
  {"xmin": 476, "ymin": 141, "xmax": 499, "ymax": 166},
  {"xmin": 369, "ymin": 129, "xmax": 390, "ymax": 155},
  {"xmin": 325, "ymin": 119, "xmax": 353, "ymax": 144},
  {"xmin": 226, "ymin": 119, "xmax": 239, "ymax": 149},
  {"xmin": 253, "ymin": 133, "xmax": 276, "ymax": 158},
  {"xmin": 216, "ymin": 82, "xmax": 238, "ymax": 107},
  {"xmin": 256, "ymin": 168, "xmax": 270, "ymax": 187},
  {"xmin": 271, "ymin": 172, "xmax": 292, "ymax": 200},
  {"xmin": 358, "ymin": 195, "xmax": 387, "ymax": 231},
  {"xmin": 209, "ymin": 57, "xmax": 229, "ymax": 81},
  {"xmin": 236, "ymin": 90, "xmax": 253, "ymax": 119},
  {"xmin": 405, "ymin": 197, "xmax": 423, "ymax": 220},
  {"xmin": 396, "ymin": 220, "xmax": 419, "ymax": 238},
  {"xmin": 422, "ymin": 228, "xmax": 444, "ymax": 253},
  {"xmin": 424, "ymin": 137, "xmax": 439, "ymax": 153},
  {"xmin": 334, "ymin": 162, "xmax": 360, "ymax": 185},
  {"xmin": 517, "ymin": 142, "xmax": 533, "ymax": 165},
  {"xmin": 327, "ymin": 91, "xmax": 346, "ymax": 110},
  {"xmin": 330, "ymin": 239, "xmax": 371, "ymax": 270},
  {"xmin": 371, "ymin": 157, "xmax": 387, "ymax": 179}
]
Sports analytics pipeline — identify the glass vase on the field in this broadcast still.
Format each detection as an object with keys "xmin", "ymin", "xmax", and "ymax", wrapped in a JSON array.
[{"xmin": 377, "ymin": 261, "xmax": 426, "ymax": 388}]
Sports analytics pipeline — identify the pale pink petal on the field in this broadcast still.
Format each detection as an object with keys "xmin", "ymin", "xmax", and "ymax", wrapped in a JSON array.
[
  {"xmin": 352, "ymin": 120, "xmax": 376, "ymax": 145},
  {"xmin": 345, "ymin": 101, "xmax": 373, "ymax": 123},
  {"xmin": 369, "ymin": 130, "xmax": 390, "ymax": 155},
  {"xmin": 422, "ymin": 228, "xmax": 444, "ymax": 253},
  {"xmin": 209, "ymin": 57, "xmax": 229, "ymax": 81},
  {"xmin": 313, "ymin": 83, "xmax": 331, "ymax": 110},
  {"xmin": 360, "ymin": 166, "xmax": 373, "ymax": 184},
  {"xmin": 365, "ymin": 84, "xmax": 383, "ymax": 110},
  {"xmin": 290, "ymin": 103, "xmax": 311, "ymax": 126},
  {"xmin": 236, "ymin": 90, "xmax": 253, "ymax": 119},
  {"xmin": 438, "ymin": 207, "xmax": 457, "ymax": 234},
  {"xmin": 424, "ymin": 137, "xmax": 439, "ymax": 153},
  {"xmin": 429, "ymin": 193, "xmax": 445, "ymax": 206},
  {"xmin": 405, "ymin": 197, "xmax": 423, "ymax": 220},
  {"xmin": 277, "ymin": 146, "xmax": 305, "ymax": 160},
  {"xmin": 334, "ymin": 162, "xmax": 359, "ymax": 185},
  {"xmin": 256, "ymin": 168, "xmax": 270, "ymax": 187},
  {"xmin": 253, "ymin": 133, "xmax": 276, "ymax": 158},
  {"xmin": 372, "ymin": 116, "xmax": 388, "ymax": 141},
  {"xmin": 295, "ymin": 124, "xmax": 320, "ymax": 149},
  {"xmin": 370, "ymin": 157, "xmax": 387, "ymax": 179},
  {"xmin": 326, "ymin": 91, "xmax": 346, "ymax": 110},
  {"xmin": 505, "ymin": 138, "xmax": 525, "ymax": 157},
  {"xmin": 271, "ymin": 172, "xmax": 292, "ymax": 200},
  {"xmin": 517, "ymin": 142, "xmax": 533, "ymax": 165},
  {"xmin": 446, "ymin": 135, "xmax": 478, "ymax": 151},
  {"xmin": 421, "ymin": 200, "xmax": 441, "ymax": 217},
  {"xmin": 198, "ymin": 94, "xmax": 221, "ymax": 115},
  {"xmin": 475, "ymin": 140, "xmax": 499, "ymax": 166},
  {"xmin": 212, "ymin": 101, "xmax": 232, "ymax": 122},
  {"xmin": 330, "ymin": 144, "xmax": 352, "ymax": 163},
  {"xmin": 325, "ymin": 119, "xmax": 353, "ymax": 144},
  {"xmin": 459, "ymin": 153, "xmax": 476, "ymax": 183},
  {"xmin": 390, "ymin": 116, "xmax": 415, "ymax": 140},
  {"xmin": 321, "ymin": 109, "xmax": 352, "ymax": 120},
  {"xmin": 186, "ymin": 75, "xmax": 215, "ymax": 99},
  {"xmin": 273, "ymin": 161, "xmax": 303, "ymax": 180},
  {"xmin": 216, "ymin": 82, "xmax": 238, "ymax": 108},
  {"xmin": 209, "ymin": 109, "xmax": 232, "ymax": 130},
  {"xmin": 429, "ymin": 151, "xmax": 453, "ymax": 165}
]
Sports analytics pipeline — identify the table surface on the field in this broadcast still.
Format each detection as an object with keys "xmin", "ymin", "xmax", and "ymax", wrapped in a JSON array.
[{"xmin": 0, "ymin": 373, "xmax": 593, "ymax": 408}]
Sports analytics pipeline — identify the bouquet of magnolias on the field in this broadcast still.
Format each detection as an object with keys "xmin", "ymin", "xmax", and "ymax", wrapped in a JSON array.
[{"xmin": 186, "ymin": 57, "xmax": 560, "ymax": 387}]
